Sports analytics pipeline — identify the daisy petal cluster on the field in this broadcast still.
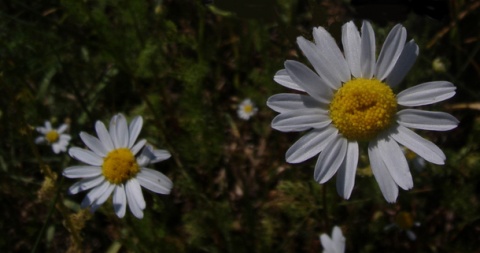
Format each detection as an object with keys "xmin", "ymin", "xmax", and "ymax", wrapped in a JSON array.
[
  {"xmin": 63, "ymin": 114, "xmax": 173, "ymax": 219},
  {"xmin": 267, "ymin": 21, "xmax": 459, "ymax": 202},
  {"xmin": 320, "ymin": 226, "xmax": 345, "ymax": 253},
  {"xmin": 237, "ymin": 98, "xmax": 258, "ymax": 120},
  {"xmin": 35, "ymin": 121, "xmax": 71, "ymax": 154}
]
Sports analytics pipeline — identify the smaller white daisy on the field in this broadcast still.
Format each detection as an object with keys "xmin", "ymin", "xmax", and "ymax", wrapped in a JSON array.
[
  {"xmin": 237, "ymin": 98, "xmax": 258, "ymax": 120},
  {"xmin": 35, "ymin": 121, "xmax": 71, "ymax": 154},
  {"xmin": 320, "ymin": 226, "xmax": 346, "ymax": 253},
  {"xmin": 63, "ymin": 114, "xmax": 173, "ymax": 219}
]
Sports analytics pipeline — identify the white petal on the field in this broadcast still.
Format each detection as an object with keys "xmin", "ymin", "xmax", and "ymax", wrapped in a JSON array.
[
  {"xmin": 128, "ymin": 116, "xmax": 143, "ymax": 148},
  {"xmin": 342, "ymin": 21, "xmax": 362, "ymax": 78},
  {"xmin": 336, "ymin": 141, "xmax": 358, "ymax": 199},
  {"xmin": 69, "ymin": 147, "xmax": 103, "ymax": 166},
  {"xmin": 52, "ymin": 144, "xmax": 61, "ymax": 154},
  {"xmin": 137, "ymin": 168, "xmax": 173, "ymax": 194},
  {"xmin": 314, "ymin": 135, "xmax": 348, "ymax": 184},
  {"xmin": 90, "ymin": 184, "xmax": 115, "ymax": 212},
  {"xmin": 95, "ymin": 121, "xmax": 114, "ymax": 151},
  {"xmin": 386, "ymin": 40, "xmax": 418, "ymax": 87},
  {"xmin": 267, "ymin": 93, "xmax": 322, "ymax": 113},
  {"xmin": 80, "ymin": 132, "xmax": 108, "ymax": 157},
  {"xmin": 109, "ymin": 114, "xmax": 121, "ymax": 148},
  {"xmin": 285, "ymin": 60, "xmax": 333, "ymax": 103},
  {"xmin": 397, "ymin": 109, "xmax": 459, "ymax": 131},
  {"xmin": 390, "ymin": 125, "xmax": 445, "ymax": 164},
  {"xmin": 271, "ymin": 109, "xmax": 331, "ymax": 132},
  {"xmin": 115, "ymin": 114, "xmax": 129, "ymax": 148},
  {"xmin": 313, "ymin": 26, "xmax": 350, "ymax": 83},
  {"xmin": 113, "ymin": 184, "xmax": 127, "ymax": 218},
  {"xmin": 368, "ymin": 140, "xmax": 398, "ymax": 203},
  {"xmin": 375, "ymin": 24, "xmax": 406, "ymax": 80},
  {"xmin": 130, "ymin": 139, "xmax": 147, "ymax": 156},
  {"xmin": 125, "ymin": 179, "xmax": 145, "ymax": 219},
  {"xmin": 57, "ymin": 124, "xmax": 68, "ymax": 134},
  {"xmin": 286, "ymin": 126, "xmax": 338, "ymax": 163},
  {"xmin": 81, "ymin": 180, "xmax": 110, "ymax": 208},
  {"xmin": 68, "ymin": 175, "xmax": 104, "ymax": 194},
  {"xmin": 377, "ymin": 134, "xmax": 413, "ymax": 190},
  {"xmin": 150, "ymin": 149, "xmax": 171, "ymax": 163},
  {"xmin": 60, "ymin": 134, "xmax": 71, "ymax": 141},
  {"xmin": 273, "ymin": 69, "xmax": 305, "ymax": 92},
  {"xmin": 320, "ymin": 234, "xmax": 335, "ymax": 253},
  {"xmin": 332, "ymin": 226, "xmax": 346, "ymax": 253},
  {"xmin": 397, "ymin": 81, "xmax": 456, "ymax": 106},
  {"xmin": 45, "ymin": 121, "xmax": 52, "ymax": 131},
  {"xmin": 35, "ymin": 136, "xmax": 45, "ymax": 144},
  {"xmin": 63, "ymin": 165, "xmax": 102, "ymax": 178},
  {"xmin": 360, "ymin": 21, "xmax": 376, "ymax": 78},
  {"xmin": 295, "ymin": 37, "xmax": 341, "ymax": 89}
]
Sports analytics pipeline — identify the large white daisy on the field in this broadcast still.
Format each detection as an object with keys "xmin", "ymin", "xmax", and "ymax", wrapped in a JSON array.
[
  {"xmin": 320, "ymin": 226, "xmax": 345, "ymax": 253},
  {"xmin": 63, "ymin": 114, "xmax": 173, "ymax": 218},
  {"xmin": 35, "ymin": 121, "xmax": 71, "ymax": 154},
  {"xmin": 267, "ymin": 21, "xmax": 458, "ymax": 202}
]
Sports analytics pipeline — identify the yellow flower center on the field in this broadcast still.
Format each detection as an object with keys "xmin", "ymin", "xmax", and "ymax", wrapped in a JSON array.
[
  {"xmin": 243, "ymin": 104, "xmax": 253, "ymax": 113},
  {"xmin": 45, "ymin": 130, "xmax": 60, "ymax": 143},
  {"xmin": 102, "ymin": 148, "xmax": 140, "ymax": 184},
  {"xmin": 395, "ymin": 211, "xmax": 414, "ymax": 230},
  {"xmin": 329, "ymin": 78, "xmax": 397, "ymax": 141}
]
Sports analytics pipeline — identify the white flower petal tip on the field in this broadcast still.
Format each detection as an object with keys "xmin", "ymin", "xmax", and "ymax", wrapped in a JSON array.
[
  {"xmin": 320, "ymin": 226, "xmax": 346, "ymax": 253},
  {"xmin": 397, "ymin": 81, "xmax": 456, "ymax": 106},
  {"xmin": 64, "ymin": 114, "xmax": 173, "ymax": 218}
]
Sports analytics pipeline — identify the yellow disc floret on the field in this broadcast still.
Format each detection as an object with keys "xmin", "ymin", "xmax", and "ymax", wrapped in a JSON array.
[
  {"xmin": 243, "ymin": 104, "xmax": 253, "ymax": 113},
  {"xmin": 329, "ymin": 78, "xmax": 397, "ymax": 141},
  {"xmin": 102, "ymin": 148, "xmax": 140, "ymax": 184},
  {"xmin": 45, "ymin": 130, "xmax": 60, "ymax": 143}
]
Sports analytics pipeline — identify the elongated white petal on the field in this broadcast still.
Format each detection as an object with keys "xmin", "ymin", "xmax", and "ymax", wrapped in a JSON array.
[
  {"xmin": 128, "ymin": 116, "xmax": 143, "ymax": 148},
  {"xmin": 150, "ymin": 149, "xmax": 171, "ymax": 163},
  {"xmin": 115, "ymin": 114, "xmax": 129, "ymax": 148},
  {"xmin": 90, "ymin": 184, "xmax": 115, "ymax": 212},
  {"xmin": 81, "ymin": 180, "xmax": 110, "ymax": 208},
  {"xmin": 314, "ymin": 136, "xmax": 348, "ymax": 184},
  {"xmin": 377, "ymin": 134, "xmax": 413, "ymax": 190},
  {"xmin": 386, "ymin": 40, "xmax": 418, "ymax": 87},
  {"xmin": 126, "ymin": 179, "xmax": 145, "ymax": 218},
  {"xmin": 272, "ymin": 109, "xmax": 331, "ymax": 132},
  {"xmin": 296, "ymin": 38, "xmax": 340, "ymax": 89},
  {"xmin": 397, "ymin": 109, "xmax": 459, "ymax": 131},
  {"xmin": 342, "ymin": 21, "xmax": 362, "ymax": 78},
  {"xmin": 273, "ymin": 69, "xmax": 305, "ymax": 92},
  {"xmin": 80, "ymin": 132, "xmax": 108, "ymax": 157},
  {"xmin": 95, "ymin": 121, "xmax": 114, "ymax": 151},
  {"xmin": 336, "ymin": 141, "xmax": 358, "ymax": 199},
  {"xmin": 45, "ymin": 121, "xmax": 52, "ymax": 131},
  {"xmin": 69, "ymin": 147, "xmax": 103, "ymax": 166},
  {"xmin": 35, "ymin": 136, "xmax": 45, "ymax": 144},
  {"xmin": 137, "ymin": 168, "xmax": 173, "ymax": 194},
  {"xmin": 375, "ymin": 24, "xmax": 406, "ymax": 80},
  {"xmin": 332, "ymin": 226, "xmax": 346, "ymax": 253},
  {"xmin": 57, "ymin": 124, "xmax": 68, "ymax": 134},
  {"xmin": 320, "ymin": 234, "xmax": 335, "ymax": 253},
  {"xmin": 267, "ymin": 93, "xmax": 322, "ymax": 113},
  {"xmin": 63, "ymin": 165, "xmax": 102, "ymax": 178},
  {"xmin": 113, "ymin": 184, "xmax": 127, "ymax": 218},
  {"xmin": 68, "ymin": 175, "xmax": 104, "ymax": 194},
  {"xmin": 130, "ymin": 139, "xmax": 147, "ymax": 156},
  {"xmin": 368, "ymin": 140, "xmax": 398, "ymax": 203},
  {"xmin": 397, "ymin": 81, "xmax": 456, "ymax": 106},
  {"xmin": 109, "ymin": 115, "xmax": 120, "ymax": 148},
  {"xmin": 360, "ymin": 21, "xmax": 376, "ymax": 78},
  {"xmin": 390, "ymin": 125, "xmax": 445, "ymax": 164},
  {"xmin": 313, "ymin": 26, "xmax": 350, "ymax": 83},
  {"xmin": 286, "ymin": 126, "xmax": 337, "ymax": 163},
  {"xmin": 285, "ymin": 60, "xmax": 333, "ymax": 103}
]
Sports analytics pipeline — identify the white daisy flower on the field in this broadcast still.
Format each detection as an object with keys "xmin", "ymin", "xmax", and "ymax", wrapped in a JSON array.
[
  {"xmin": 35, "ymin": 121, "xmax": 71, "ymax": 154},
  {"xmin": 237, "ymin": 98, "xmax": 258, "ymax": 120},
  {"xmin": 267, "ymin": 21, "xmax": 459, "ymax": 202},
  {"xmin": 63, "ymin": 114, "xmax": 173, "ymax": 219},
  {"xmin": 320, "ymin": 226, "xmax": 345, "ymax": 253}
]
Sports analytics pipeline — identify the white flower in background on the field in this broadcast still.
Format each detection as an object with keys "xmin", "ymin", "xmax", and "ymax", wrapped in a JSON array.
[
  {"xmin": 320, "ymin": 226, "xmax": 345, "ymax": 253},
  {"xmin": 237, "ymin": 98, "xmax": 258, "ymax": 120},
  {"xmin": 35, "ymin": 121, "xmax": 71, "ymax": 154},
  {"xmin": 384, "ymin": 211, "xmax": 421, "ymax": 241},
  {"xmin": 267, "ymin": 21, "xmax": 458, "ymax": 202},
  {"xmin": 63, "ymin": 114, "xmax": 173, "ymax": 219}
]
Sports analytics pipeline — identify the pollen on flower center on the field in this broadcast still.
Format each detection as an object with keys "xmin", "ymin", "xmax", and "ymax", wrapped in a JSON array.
[
  {"xmin": 243, "ymin": 105, "xmax": 253, "ymax": 113},
  {"xmin": 102, "ymin": 148, "xmax": 140, "ymax": 184},
  {"xmin": 329, "ymin": 78, "xmax": 397, "ymax": 141},
  {"xmin": 45, "ymin": 130, "xmax": 60, "ymax": 143}
]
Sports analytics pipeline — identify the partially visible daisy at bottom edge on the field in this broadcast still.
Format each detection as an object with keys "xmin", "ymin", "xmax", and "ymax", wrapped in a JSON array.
[
  {"xmin": 267, "ymin": 20, "xmax": 459, "ymax": 202},
  {"xmin": 35, "ymin": 120, "xmax": 71, "ymax": 154},
  {"xmin": 320, "ymin": 226, "xmax": 346, "ymax": 253},
  {"xmin": 237, "ymin": 98, "xmax": 258, "ymax": 120},
  {"xmin": 384, "ymin": 211, "xmax": 421, "ymax": 241},
  {"xmin": 63, "ymin": 113, "xmax": 173, "ymax": 219}
]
